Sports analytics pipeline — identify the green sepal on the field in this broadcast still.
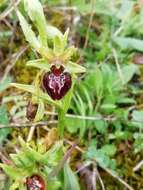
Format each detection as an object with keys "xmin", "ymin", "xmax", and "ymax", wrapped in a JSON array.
[
  {"xmin": 11, "ymin": 83, "xmax": 62, "ymax": 108},
  {"xmin": 66, "ymin": 62, "xmax": 86, "ymax": 74},
  {"xmin": 26, "ymin": 59, "xmax": 50, "ymax": 71}
]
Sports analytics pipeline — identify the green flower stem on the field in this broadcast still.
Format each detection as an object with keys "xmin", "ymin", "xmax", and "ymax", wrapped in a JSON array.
[{"xmin": 58, "ymin": 109, "xmax": 66, "ymax": 138}]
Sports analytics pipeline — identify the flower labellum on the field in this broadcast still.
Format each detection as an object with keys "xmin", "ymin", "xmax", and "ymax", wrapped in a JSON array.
[
  {"xmin": 42, "ymin": 65, "xmax": 72, "ymax": 100},
  {"xmin": 26, "ymin": 174, "xmax": 45, "ymax": 190}
]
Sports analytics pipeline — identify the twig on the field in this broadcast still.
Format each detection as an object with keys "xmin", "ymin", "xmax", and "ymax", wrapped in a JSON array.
[
  {"xmin": 112, "ymin": 48, "xmax": 124, "ymax": 85},
  {"xmin": 83, "ymin": 0, "xmax": 96, "ymax": 49},
  {"xmin": 75, "ymin": 162, "xmax": 92, "ymax": 174},
  {"xmin": 54, "ymin": 6, "xmax": 77, "ymax": 11},
  {"xmin": 45, "ymin": 111, "xmax": 116, "ymax": 121},
  {"xmin": 64, "ymin": 139, "xmax": 84, "ymax": 153},
  {"xmin": 92, "ymin": 167, "xmax": 97, "ymax": 190},
  {"xmin": 97, "ymin": 170, "xmax": 106, "ymax": 190},
  {"xmin": 0, "ymin": 120, "xmax": 58, "ymax": 128},
  {"xmin": 1, "ymin": 45, "xmax": 29, "ymax": 83},
  {"xmin": 27, "ymin": 125, "xmax": 36, "ymax": 142},
  {"xmin": 101, "ymin": 166, "xmax": 134, "ymax": 190},
  {"xmin": 0, "ymin": 115, "xmax": 142, "ymax": 129},
  {"xmin": 0, "ymin": 0, "xmax": 21, "ymax": 20},
  {"xmin": 133, "ymin": 160, "xmax": 143, "ymax": 172}
]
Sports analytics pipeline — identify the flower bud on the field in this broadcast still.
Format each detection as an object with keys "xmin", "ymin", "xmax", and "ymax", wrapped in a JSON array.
[{"xmin": 26, "ymin": 101, "xmax": 38, "ymax": 121}]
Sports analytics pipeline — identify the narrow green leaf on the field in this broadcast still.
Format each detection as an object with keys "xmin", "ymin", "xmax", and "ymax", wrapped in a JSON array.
[
  {"xmin": 64, "ymin": 162, "xmax": 80, "ymax": 190},
  {"xmin": 17, "ymin": 11, "xmax": 40, "ymax": 50},
  {"xmin": 24, "ymin": 0, "xmax": 47, "ymax": 47},
  {"xmin": 34, "ymin": 99, "xmax": 45, "ymax": 122},
  {"xmin": 67, "ymin": 62, "xmax": 86, "ymax": 74},
  {"xmin": 93, "ymin": 67, "xmax": 103, "ymax": 97},
  {"xmin": 53, "ymin": 35, "xmax": 64, "ymax": 54},
  {"xmin": 63, "ymin": 28, "xmax": 69, "ymax": 49}
]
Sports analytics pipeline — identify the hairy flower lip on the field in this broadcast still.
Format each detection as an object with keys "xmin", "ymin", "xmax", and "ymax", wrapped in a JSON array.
[{"xmin": 42, "ymin": 65, "xmax": 72, "ymax": 100}]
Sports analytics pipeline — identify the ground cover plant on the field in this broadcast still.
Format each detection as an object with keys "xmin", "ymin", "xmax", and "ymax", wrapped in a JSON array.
[{"xmin": 1, "ymin": 0, "xmax": 143, "ymax": 189}]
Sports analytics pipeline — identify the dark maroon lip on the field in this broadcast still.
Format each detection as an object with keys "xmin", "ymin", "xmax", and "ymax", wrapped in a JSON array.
[
  {"xmin": 42, "ymin": 65, "xmax": 72, "ymax": 100},
  {"xmin": 26, "ymin": 174, "xmax": 45, "ymax": 190}
]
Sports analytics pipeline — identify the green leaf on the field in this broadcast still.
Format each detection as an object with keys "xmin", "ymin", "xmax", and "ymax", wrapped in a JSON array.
[
  {"xmin": 17, "ymin": 11, "xmax": 40, "ymax": 50},
  {"xmin": 73, "ymin": 92, "xmax": 86, "ymax": 138},
  {"xmin": 94, "ymin": 67, "xmax": 103, "ymax": 97},
  {"xmin": 117, "ymin": 0, "xmax": 134, "ymax": 20},
  {"xmin": 65, "ymin": 118, "xmax": 82, "ymax": 134},
  {"xmin": 131, "ymin": 110, "xmax": 143, "ymax": 129},
  {"xmin": 86, "ymin": 147, "xmax": 116, "ymax": 170},
  {"xmin": 132, "ymin": 111, "xmax": 143, "ymax": 122},
  {"xmin": 94, "ymin": 117, "xmax": 107, "ymax": 134},
  {"xmin": 113, "ymin": 37, "xmax": 143, "ymax": 51},
  {"xmin": 64, "ymin": 162, "xmax": 80, "ymax": 190},
  {"xmin": 0, "ymin": 106, "xmax": 11, "ymax": 143},
  {"xmin": 121, "ymin": 64, "xmax": 138, "ymax": 84},
  {"xmin": 24, "ymin": 0, "xmax": 47, "ymax": 47},
  {"xmin": 133, "ymin": 133, "xmax": 143, "ymax": 153},
  {"xmin": 114, "ymin": 64, "xmax": 138, "ymax": 86},
  {"xmin": 101, "ymin": 144, "xmax": 116, "ymax": 156}
]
